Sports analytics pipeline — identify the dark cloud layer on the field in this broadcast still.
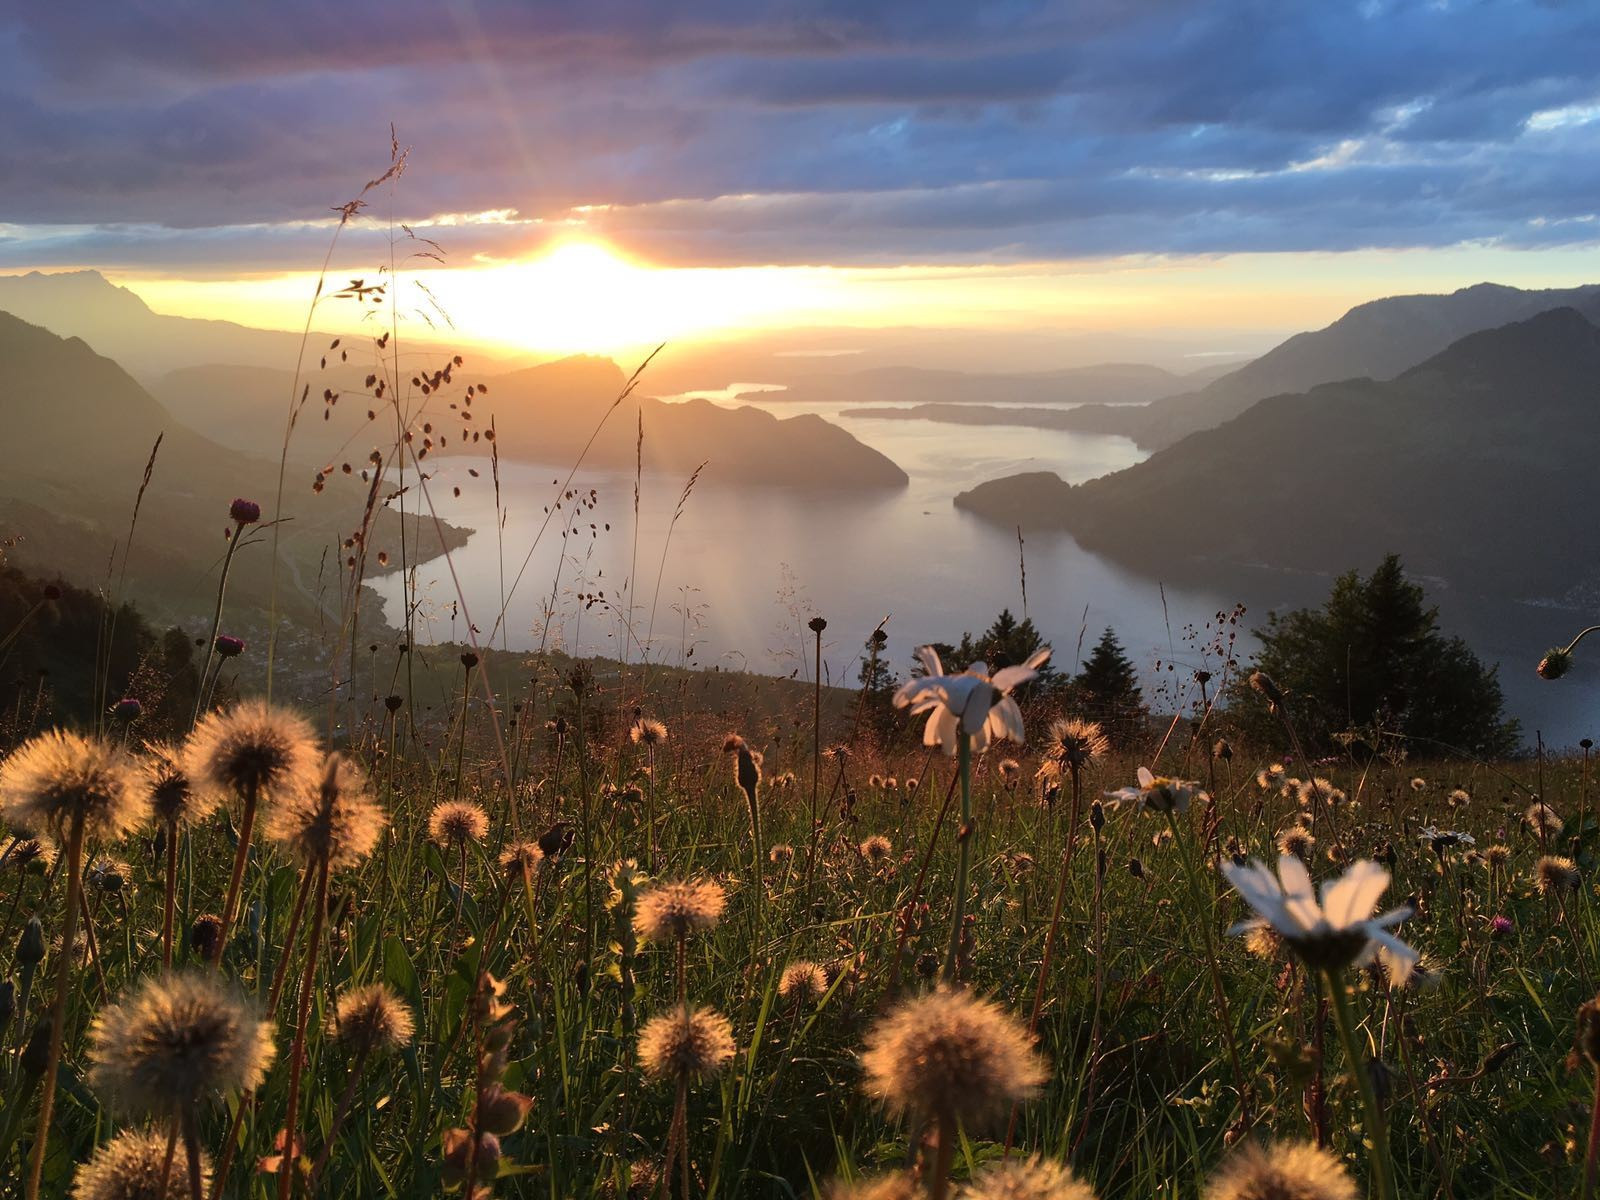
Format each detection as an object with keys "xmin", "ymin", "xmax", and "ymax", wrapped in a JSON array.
[{"xmin": 3, "ymin": 0, "xmax": 1599, "ymax": 269}]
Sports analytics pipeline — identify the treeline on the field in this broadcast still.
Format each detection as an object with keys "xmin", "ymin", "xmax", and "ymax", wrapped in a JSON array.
[{"xmin": 866, "ymin": 554, "xmax": 1518, "ymax": 759}]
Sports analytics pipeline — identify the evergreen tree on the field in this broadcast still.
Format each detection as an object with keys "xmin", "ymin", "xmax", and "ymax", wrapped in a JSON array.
[
  {"xmin": 1074, "ymin": 627, "xmax": 1147, "ymax": 746},
  {"xmin": 922, "ymin": 609, "xmax": 1058, "ymax": 689},
  {"xmin": 1226, "ymin": 554, "xmax": 1518, "ymax": 757}
]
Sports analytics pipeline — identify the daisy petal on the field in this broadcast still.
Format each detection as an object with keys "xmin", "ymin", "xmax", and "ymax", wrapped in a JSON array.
[
  {"xmin": 914, "ymin": 645, "xmax": 944, "ymax": 678},
  {"xmin": 1321, "ymin": 860, "xmax": 1391, "ymax": 929},
  {"xmin": 1275, "ymin": 854, "xmax": 1322, "ymax": 932}
]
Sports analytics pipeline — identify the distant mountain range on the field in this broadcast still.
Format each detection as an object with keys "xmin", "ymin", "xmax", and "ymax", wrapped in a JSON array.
[
  {"xmin": 156, "ymin": 357, "xmax": 908, "ymax": 489},
  {"xmin": 0, "ymin": 311, "xmax": 463, "ymax": 628},
  {"xmin": 735, "ymin": 361, "xmax": 1232, "ymax": 410},
  {"xmin": 1025, "ymin": 281, "xmax": 1600, "ymax": 450},
  {"xmin": 957, "ymin": 306, "xmax": 1600, "ymax": 599}
]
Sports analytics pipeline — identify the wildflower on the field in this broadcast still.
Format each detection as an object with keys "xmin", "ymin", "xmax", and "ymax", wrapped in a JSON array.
[
  {"xmin": 0, "ymin": 731, "xmax": 145, "ymax": 840},
  {"xmin": 629, "ymin": 718, "xmax": 667, "ymax": 747},
  {"xmin": 1535, "ymin": 854, "xmax": 1581, "ymax": 897},
  {"xmin": 1221, "ymin": 855, "xmax": 1418, "ymax": 983},
  {"xmin": 1008, "ymin": 851, "xmax": 1036, "ymax": 878},
  {"xmin": 768, "ymin": 843, "xmax": 795, "ymax": 864},
  {"xmin": 1409, "ymin": 777, "xmax": 1427, "ymax": 792},
  {"xmin": 1243, "ymin": 922, "xmax": 1283, "ymax": 960},
  {"xmin": 826, "ymin": 1177, "xmax": 919, "ymax": 1200},
  {"xmin": 214, "ymin": 635, "xmax": 246, "ymax": 659},
  {"xmin": 724, "ymin": 733, "xmax": 763, "ymax": 801},
  {"xmin": 228, "ymin": 498, "xmax": 261, "ymax": 525},
  {"xmin": 1448, "ymin": 788, "xmax": 1471, "ymax": 808},
  {"xmin": 1248, "ymin": 671, "xmax": 1287, "ymax": 712},
  {"xmin": 111, "ymin": 698, "xmax": 142, "ymax": 723},
  {"xmin": 1525, "ymin": 801, "xmax": 1565, "ymax": 838},
  {"xmin": 961, "ymin": 1157, "xmax": 1097, "ymax": 1200},
  {"xmin": 1104, "ymin": 767, "xmax": 1203, "ymax": 815},
  {"xmin": 893, "ymin": 645, "xmax": 1050, "ymax": 756},
  {"xmin": 906, "ymin": 777, "xmax": 920, "ymax": 794},
  {"xmin": 869, "ymin": 774, "xmax": 884, "ymax": 789},
  {"xmin": 1297, "ymin": 777, "xmax": 1346, "ymax": 809},
  {"xmin": 860, "ymin": 987, "xmax": 1046, "ymax": 1129},
  {"xmin": 860, "ymin": 835, "xmax": 893, "ymax": 865},
  {"xmin": 633, "ymin": 879, "xmax": 726, "ymax": 943},
  {"xmin": 998, "ymin": 759, "xmax": 1021, "ymax": 786},
  {"xmin": 334, "ymin": 983, "xmax": 415, "ymax": 1056},
  {"xmin": 3, "ymin": 835, "xmax": 56, "ymax": 874},
  {"xmin": 1538, "ymin": 648, "xmax": 1574, "ymax": 680},
  {"xmin": 778, "ymin": 961, "xmax": 829, "ymax": 1004},
  {"xmin": 1419, "ymin": 826, "xmax": 1474, "ymax": 854},
  {"xmin": 428, "ymin": 800, "xmax": 488, "ymax": 847},
  {"xmin": 1379, "ymin": 946, "xmax": 1441, "ymax": 991},
  {"xmin": 1277, "ymin": 827, "xmax": 1315, "ymax": 861},
  {"xmin": 498, "ymin": 841, "xmax": 545, "ymax": 884},
  {"xmin": 1484, "ymin": 843, "xmax": 1512, "ymax": 867},
  {"xmin": 71, "ymin": 1128, "xmax": 211, "ymax": 1200},
  {"xmin": 140, "ymin": 744, "xmax": 219, "ymax": 829},
  {"xmin": 266, "ymin": 753, "xmax": 386, "ymax": 869},
  {"xmin": 638, "ymin": 1006, "xmax": 735, "ymax": 1083},
  {"xmin": 88, "ymin": 858, "xmax": 131, "ymax": 895},
  {"xmin": 1204, "ymin": 1140, "xmax": 1356, "ymax": 1200},
  {"xmin": 88, "ymin": 972, "xmax": 274, "ymax": 1117},
  {"xmin": 188, "ymin": 914, "xmax": 224, "ymax": 961},
  {"xmin": 1213, "ymin": 738, "xmax": 1233, "ymax": 762},
  {"xmin": 184, "ymin": 701, "xmax": 318, "ymax": 806},
  {"xmin": 1489, "ymin": 915, "xmax": 1514, "ymax": 939}
]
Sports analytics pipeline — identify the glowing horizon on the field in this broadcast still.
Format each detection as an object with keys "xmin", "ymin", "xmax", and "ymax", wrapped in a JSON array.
[{"xmin": 111, "ymin": 237, "xmax": 1600, "ymax": 363}]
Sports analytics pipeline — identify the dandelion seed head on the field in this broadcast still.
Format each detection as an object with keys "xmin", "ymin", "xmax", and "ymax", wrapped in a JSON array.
[
  {"xmin": 184, "ymin": 701, "xmax": 319, "ymax": 805},
  {"xmin": 428, "ymin": 800, "xmax": 489, "ymax": 847},
  {"xmin": 89, "ymin": 972, "xmax": 274, "ymax": 1117},
  {"xmin": 860, "ymin": 987, "xmax": 1046, "ymax": 1128},
  {"xmin": 779, "ymin": 960, "xmax": 829, "ymax": 1004},
  {"xmin": 1045, "ymin": 719, "xmax": 1109, "ymax": 770},
  {"xmin": 266, "ymin": 753, "xmax": 386, "ymax": 869},
  {"xmin": 1535, "ymin": 854, "xmax": 1581, "ymax": 896},
  {"xmin": 861, "ymin": 835, "xmax": 893, "ymax": 864},
  {"xmin": 1485, "ymin": 843, "xmax": 1512, "ymax": 867},
  {"xmin": 140, "ymin": 743, "xmax": 220, "ymax": 829},
  {"xmin": 638, "ymin": 1005, "xmax": 735, "ymax": 1083},
  {"xmin": 1, "ymin": 730, "xmax": 145, "ymax": 840},
  {"xmin": 71, "ymin": 1127, "xmax": 212, "ymax": 1200},
  {"xmin": 960, "ymin": 1156, "xmax": 1097, "ymax": 1200},
  {"xmin": 498, "ymin": 840, "xmax": 545, "ymax": 884},
  {"xmin": 634, "ymin": 878, "xmax": 726, "ymax": 943},
  {"xmin": 630, "ymin": 718, "xmax": 667, "ymax": 747},
  {"xmin": 334, "ymin": 983, "xmax": 415, "ymax": 1056},
  {"xmin": 1277, "ymin": 827, "xmax": 1315, "ymax": 860},
  {"xmin": 1525, "ymin": 801, "xmax": 1565, "ymax": 837},
  {"xmin": 1204, "ymin": 1140, "xmax": 1356, "ymax": 1200},
  {"xmin": 825, "ymin": 1176, "xmax": 920, "ymax": 1200}
]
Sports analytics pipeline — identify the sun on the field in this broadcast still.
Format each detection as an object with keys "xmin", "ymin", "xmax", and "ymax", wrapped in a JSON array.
[{"xmin": 441, "ymin": 238, "xmax": 864, "ymax": 357}]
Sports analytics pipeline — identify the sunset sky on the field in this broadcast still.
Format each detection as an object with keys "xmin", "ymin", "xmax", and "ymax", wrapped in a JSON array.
[{"xmin": 5, "ymin": 1, "xmax": 1600, "ymax": 355}]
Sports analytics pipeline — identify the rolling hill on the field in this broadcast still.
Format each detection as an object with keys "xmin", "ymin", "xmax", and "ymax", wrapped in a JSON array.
[{"xmin": 956, "ymin": 307, "xmax": 1600, "ymax": 599}]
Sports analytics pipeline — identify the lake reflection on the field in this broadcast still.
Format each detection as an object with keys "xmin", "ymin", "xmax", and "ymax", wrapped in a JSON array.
[{"xmin": 373, "ymin": 397, "xmax": 1599, "ymax": 749}]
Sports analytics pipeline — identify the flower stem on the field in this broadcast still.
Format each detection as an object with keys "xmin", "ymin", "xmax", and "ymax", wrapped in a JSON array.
[
  {"xmin": 941, "ymin": 736, "xmax": 973, "ymax": 985},
  {"xmin": 25, "ymin": 814, "xmax": 84, "ymax": 1200},
  {"xmin": 1324, "ymin": 968, "xmax": 1396, "ymax": 1200}
]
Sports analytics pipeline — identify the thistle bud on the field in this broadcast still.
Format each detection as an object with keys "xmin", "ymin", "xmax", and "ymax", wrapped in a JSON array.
[
  {"xmin": 190, "ymin": 912, "xmax": 225, "ymax": 961},
  {"xmin": 0, "ymin": 978, "xmax": 14, "ymax": 1033},
  {"xmin": 1090, "ymin": 800, "xmax": 1105, "ymax": 833},
  {"xmin": 20, "ymin": 1020, "xmax": 50, "ymax": 1076},
  {"xmin": 1249, "ymin": 670, "xmax": 1286, "ymax": 710},
  {"xmin": 479, "ymin": 1085, "xmax": 533, "ymax": 1135},
  {"xmin": 229, "ymin": 498, "xmax": 262, "ymax": 525},
  {"xmin": 215, "ymin": 634, "xmax": 246, "ymax": 658},
  {"xmin": 17, "ymin": 917, "xmax": 44, "ymax": 966},
  {"xmin": 385, "ymin": 694, "xmax": 404, "ymax": 713},
  {"xmin": 808, "ymin": 616, "xmax": 827, "ymax": 634},
  {"xmin": 1539, "ymin": 648, "xmax": 1574, "ymax": 680},
  {"xmin": 1578, "ymin": 996, "xmax": 1600, "ymax": 1067}
]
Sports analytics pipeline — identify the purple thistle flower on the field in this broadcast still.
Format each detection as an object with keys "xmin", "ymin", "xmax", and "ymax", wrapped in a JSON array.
[
  {"xmin": 229, "ymin": 498, "xmax": 261, "ymax": 525},
  {"xmin": 111, "ymin": 697, "xmax": 142, "ymax": 722},
  {"xmin": 214, "ymin": 635, "xmax": 246, "ymax": 659}
]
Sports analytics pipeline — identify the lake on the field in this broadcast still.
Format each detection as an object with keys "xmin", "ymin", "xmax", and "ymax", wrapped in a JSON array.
[{"xmin": 372, "ymin": 388, "xmax": 1600, "ymax": 749}]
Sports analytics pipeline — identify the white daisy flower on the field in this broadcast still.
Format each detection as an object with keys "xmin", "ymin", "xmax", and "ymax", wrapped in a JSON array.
[
  {"xmin": 1103, "ymin": 766, "xmax": 1204, "ymax": 815},
  {"xmin": 892, "ymin": 645, "xmax": 1049, "ymax": 757},
  {"xmin": 1221, "ymin": 854, "xmax": 1418, "ymax": 982},
  {"xmin": 1418, "ymin": 826, "xmax": 1474, "ymax": 851}
]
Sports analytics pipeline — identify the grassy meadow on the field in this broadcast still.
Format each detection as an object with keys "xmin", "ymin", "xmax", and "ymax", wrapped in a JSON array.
[{"xmin": 0, "ymin": 640, "xmax": 1594, "ymax": 1198}]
